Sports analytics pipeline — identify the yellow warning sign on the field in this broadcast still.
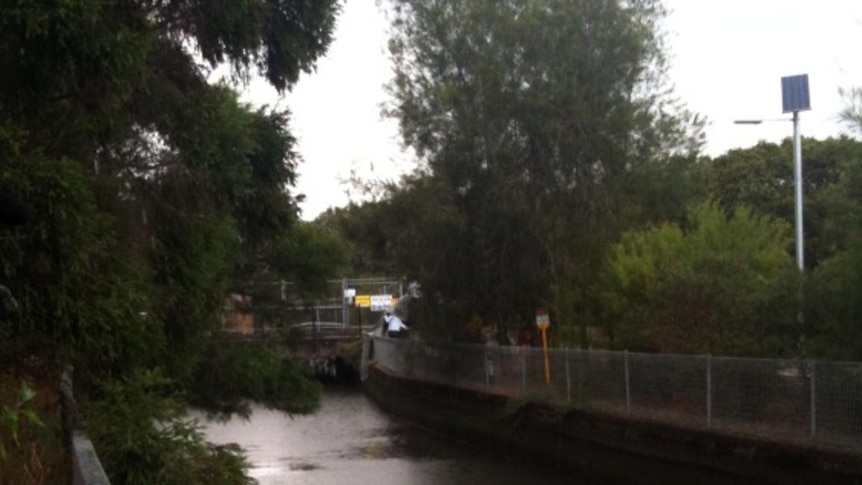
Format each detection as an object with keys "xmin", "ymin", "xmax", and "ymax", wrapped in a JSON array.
[
  {"xmin": 354, "ymin": 295, "xmax": 399, "ymax": 310},
  {"xmin": 355, "ymin": 295, "xmax": 371, "ymax": 308}
]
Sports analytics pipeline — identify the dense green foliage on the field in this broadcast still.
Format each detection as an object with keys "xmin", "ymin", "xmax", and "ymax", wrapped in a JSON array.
[
  {"xmin": 86, "ymin": 370, "xmax": 254, "ymax": 485},
  {"xmin": 330, "ymin": 135, "xmax": 862, "ymax": 359},
  {"xmin": 602, "ymin": 202, "xmax": 797, "ymax": 355},
  {"xmin": 322, "ymin": 1, "xmax": 862, "ymax": 361},
  {"xmin": 190, "ymin": 343, "xmax": 322, "ymax": 419},
  {"xmin": 325, "ymin": 0, "xmax": 704, "ymax": 342},
  {"xmin": 0, "ymin": 0, "xmax": 343, "ymax": 483},
  {"xmin": 709, "ymin": 137, "xmax": 862, "ymax": 268}
]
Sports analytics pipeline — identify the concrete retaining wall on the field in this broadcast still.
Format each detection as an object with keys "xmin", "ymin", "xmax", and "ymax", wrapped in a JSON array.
[
  {"xmin": 364, "ymin": 365, "xmax": 862, "ymax": 485},
  {"xmin": 60, "ymin": 369, "xmax": 110, "ymax": 485}
]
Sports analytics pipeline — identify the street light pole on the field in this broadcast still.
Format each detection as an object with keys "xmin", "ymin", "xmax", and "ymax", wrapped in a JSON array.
[
  {"xmin": 734, "ymin": 115, "xmax": 805, "ymax": 271},
  {"xmin": 735, "ymin": 75, "xmax": 810, "ymax": 356},
  {"xmin": 792, "ymin": 110, "xmax": 804, "ymax": 271},
  {"xmin": 735, "ymin": 74, "xmax": 810, "ymax": 273},
  {"xmin": 782, "ymin": 74, "xmax": 811, "ymax": 272}
]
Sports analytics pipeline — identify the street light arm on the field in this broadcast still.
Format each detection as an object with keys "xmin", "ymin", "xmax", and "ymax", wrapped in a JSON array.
[
  {"xmin": 733, "ymin": 117, "xmax": 792, "ymax": 124},
  {"xmin": 734, "ymin": 120, "xmax": 764, "ymax": 125}
]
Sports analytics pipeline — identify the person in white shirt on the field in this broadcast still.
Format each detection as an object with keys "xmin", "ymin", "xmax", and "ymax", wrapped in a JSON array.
[{"xmin": 384, "ymin": 312, "xmax": 408, "ymax": 338}]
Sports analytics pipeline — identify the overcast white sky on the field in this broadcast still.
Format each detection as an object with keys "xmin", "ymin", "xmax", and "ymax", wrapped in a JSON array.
[{"xmin": 238, "ymin": 1, "xmax": 862, "ymax": 220}]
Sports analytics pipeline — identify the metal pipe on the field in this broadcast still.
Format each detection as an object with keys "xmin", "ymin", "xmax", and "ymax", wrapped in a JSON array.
[
  {"xmin": 793, "ymin": 110, "xmax": 804, "ymax": 271},
  {"xmin": 706, "ymin": 354, "xmax": 712, "ymax": 428},
  {"xmin": 566, "ymin": 349, "xmax": 571, "ymax": 405},
  {"xmin": 810, "ymin": 359, "xmax": 817, "ymax": 439},
  {"xmin": 521, "ymin": 351, "xmax": 526, "ymax": 391},
  {"xmin": 624, "ymin": 350, "xmax": 630, "ymax": 415}
]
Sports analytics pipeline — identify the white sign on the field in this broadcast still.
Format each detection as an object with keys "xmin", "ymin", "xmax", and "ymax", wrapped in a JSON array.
[
  {"xmin": 536, "ymin": 310, "xmax": 550, "ymax": 329},
  {"xmin": 371, "ymin": 294, "xmax": 393, "ymax": 312},
  {"xmin": 343, "ymin": 288, "xmax": 356, "ymax": 298}
]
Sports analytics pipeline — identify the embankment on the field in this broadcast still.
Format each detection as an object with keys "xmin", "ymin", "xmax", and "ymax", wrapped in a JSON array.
[{"xmin": 364, "ymin": 365, "xmax": 862, "ymax": 485}]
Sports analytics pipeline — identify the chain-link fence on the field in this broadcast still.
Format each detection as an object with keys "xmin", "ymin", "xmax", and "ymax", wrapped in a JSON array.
[
  {"xmin": 365, "ymin": 336, "xmax": 862, "ymax": 453},
  {"xmin": 225, "ymin": 277, "xmax": 402, "ymax": 333}
]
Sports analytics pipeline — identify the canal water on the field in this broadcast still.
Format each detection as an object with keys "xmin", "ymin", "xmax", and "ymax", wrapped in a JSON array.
[{"xmin": 196, "ymin": 386, "xmax": 589, "ymax": 485}]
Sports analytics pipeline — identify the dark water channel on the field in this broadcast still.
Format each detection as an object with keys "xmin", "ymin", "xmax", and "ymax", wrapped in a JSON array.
[{"xmin": 196, "ymin": 386, "xmax": 590, "ymax": 485}]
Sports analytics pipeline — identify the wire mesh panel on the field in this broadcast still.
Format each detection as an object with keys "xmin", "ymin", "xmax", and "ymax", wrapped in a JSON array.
[
  {"xmin": 813, "ymin": 361, "xmax": 862, "ymax": 451},
  {"xmin": 711, "ymin": 356, "xmax": 808, "ymax": 444},
  {"xmin": 543, "ymin": 348, "xmax": 573, "ymax": 405},
  {"xmin": 449, "ymin": 343, "xmax": 486, "ymax": 389},
  {"xmin": 627, "ymin": 352, "xmax": 707, "ymax": 427},
  {"xmin": 372, "ymin": 337, "xmax": 408, "ymax": 375},
  {"xmin": 366, "ymin": 336, "xmax": 862, "ymax": 455},
  {"xmin": 565, "ymin": 349, "xmax": 627, "ymax": 411},
  {"xmin": 395, "ymin": 339, "xmax": 423, "ymax": 379},
  {"xmin": 487, "ymin": 345, "xmax": 525, "ymax": 396},
  {"xmin": 400, "ymin": 341, "xmax": 439, "ymax": 383},
  {"xmin": 430, "ymin": 342, "xmax": 461, "ymax": 384},
  {"xmin": 398, "ymin": 340, "xmax": 462, "ymax": 385},
  {"xmin": 517, "ymin": 346, "xmax": 548, "ymax": 396}
]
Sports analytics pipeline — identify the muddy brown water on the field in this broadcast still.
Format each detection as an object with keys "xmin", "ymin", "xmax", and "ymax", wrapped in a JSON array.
[{"xmin": 195, "ymin": 386, "xmax": 589, "ymax": 485}]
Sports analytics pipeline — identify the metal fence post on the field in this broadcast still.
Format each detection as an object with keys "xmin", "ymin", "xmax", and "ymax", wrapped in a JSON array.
[
  {"xmin": 624, "ymin": 350, "xmax": 631, "ymax": 415},
  {"xmin": 809, "ymin": 359, "xmax": 816, "ymax": 439},
  {"xmin": 341, "ymin": 277, "xmax": 348, "ymax": 328},
  {"xmin": 521, "ymin": 348, "xmax": 527, "ymax": 392},
  {"xmin": 485, "ymin": 350, "xmax": 490, "ymax": 389},
  {"xmin": 706, "ymin": 354, "xmax": 712, "ymax": 428},
  {"xmin": 566, "ymin": 349, "xmax": 571, "ymax": 405}
]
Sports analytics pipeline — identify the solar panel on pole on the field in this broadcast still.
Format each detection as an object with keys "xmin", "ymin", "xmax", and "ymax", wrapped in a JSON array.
[{"xmin": 781, "ymin": 74, "xmax": 811, "ymax": 113}]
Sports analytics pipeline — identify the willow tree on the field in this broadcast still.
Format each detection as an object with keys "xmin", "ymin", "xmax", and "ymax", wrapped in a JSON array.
[{"xmin": 384, "ymin": 0, "xmax": 703, "ymax": 342}]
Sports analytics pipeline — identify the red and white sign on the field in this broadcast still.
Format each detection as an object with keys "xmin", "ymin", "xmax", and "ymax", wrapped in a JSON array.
[{"xmin": 535, "ymin": 309, "xmax": 550, "ymax": 329}]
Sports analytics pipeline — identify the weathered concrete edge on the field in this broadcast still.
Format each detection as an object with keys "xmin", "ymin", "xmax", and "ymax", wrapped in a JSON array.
[
  {"xmin": 70, "ymin": 431, "xmax": 110, "ymax": 485},
  {"xmin": 61, "ymin": 368, "xmax": 111, "ymax": 485},
  {"xmin": 364, "ymin": 365, "xmax": 862, "ymax": 485}
]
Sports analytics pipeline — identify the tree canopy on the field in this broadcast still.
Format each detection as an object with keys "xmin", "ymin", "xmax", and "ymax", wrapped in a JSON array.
[
  {"xmin": 0, "ymin": 0, "xmax": 343, "ymax": 482},
  {"xmin": 602, "ymin": 202, "xmax": 797, "ymax": 356},
  {"xmin": 321, "ymin": 2, "xmax": 862, "ymax": 364},
  {"xmin": 366, "ymin": 0, "xmax": 704, "ymax": 341}
]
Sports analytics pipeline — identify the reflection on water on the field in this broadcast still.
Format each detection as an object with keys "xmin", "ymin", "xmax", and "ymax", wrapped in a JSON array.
[{"xmin": 194, "ymin": 386, "xmax": 584, "ymax": 485}]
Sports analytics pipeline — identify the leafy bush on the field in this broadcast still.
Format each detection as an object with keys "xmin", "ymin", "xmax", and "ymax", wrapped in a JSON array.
[
  {"xmin": 189, "ymin": 343, "xmax": 321, "ymax": 419},
  {"xmin": 0, "ymin": 371, "xmax": 65, "ymax": 485},
  {"xmin": 86, "ymin": 369, "xmax": 253, "ymax": 485},
  {"xmin": 0, "ymin": 385, "xmax": 44, "ymax": 461},
  {"xmin": 601, "ymin": 201, "xmax": 798, "ymax": 356}
]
